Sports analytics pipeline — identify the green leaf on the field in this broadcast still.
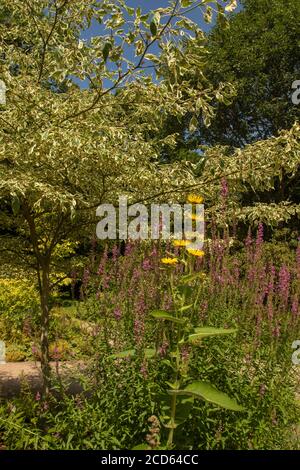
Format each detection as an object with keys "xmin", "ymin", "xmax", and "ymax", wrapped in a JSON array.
[
  {"xmin": 225, "ymin": 0, "xmax": 237, "ymax": 13},
  {"xmin": 110, "ymin": 349, "xmax": 135, "ymax": 359},
  {"xmin": 178, "ymin": 304, "xmax": 193, "ymax": 312},
  {"xmin": 140, "ymin": 14, "xmax": 149, "ymax": 24},
  {"xmin": 11, "ymin": 195, "xmax": 20, "ymax": 215},
  {"xmin": 189, "ymin": 115, "xmax": 198, "ymax": 133},
  {"xmin": 144, "ymin": 54, "xmax": 160, "ymax": 63},
  {"xmin": 189, "ymin": 327, "xmax": 237, "ymax": 343},
  {"xmin": 145, "ymin": 348, "xmax": 156, "ymax": 358},
  {"xmin": 125, "ymin": 6, "xmax": 135, "ymax": 16},
  {"xmin": 204, "ymin": 6, "xmax": 213, "ymax": 23},
  {"xmin": 150, "ymin": 21, "xmax": 158, "ymax": 37},
  {"xmin": 150, "ymin": 12, "xmax": 160, "ymax": 37},
  {"xmin": 132, "ymin": 444, "xmax": 151, "ymax": 450},
  {"xmin": 110, "ymin": 348, "xmax": 156, "ymax": 359},
  {"xmin": 159, "ymin": 393, "xmax": 194, "ymax": 428},
  {"xmin": 181, "ymin": 272, "xmax": 206, "ymax": 284},
  {"xmin": 177, "ymin": 285, "xmax": 193, "ymax": 300},
  {"xmin": 102, "ymin": 42, "xmax": 112, "ymax": 62},
  {"xmin": 166, "ymin": 380, "xmax": 180, "ymax": 390},
  {"xmin": 181, "ymin": 0, "xmax": 193, "ymax": 7},
  {"xmin": 150, "ymin": 310, "xmax": 186, "ymax": 324},
  {"xmin": 153, "ymin": 12, "xmax": 161, "ymax": 25},
  {"xmin": 160, "ymin": 359, "xmax": 176, "ymax": 371},
  {"xmin": 175, "ymin": 396, "xmax": 194, "ymax": 425},
  {"xmin": 194, "ymin": 326, "xmax": 237, "ymax": 335},
  {"xmin": 181, "ymin": 381, "xmax": 244, "ymax": 411}
]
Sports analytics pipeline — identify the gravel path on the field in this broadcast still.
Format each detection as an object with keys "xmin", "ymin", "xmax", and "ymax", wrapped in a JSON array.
[{"xmin": 0, "ymin": 361, "xmax": 85, "ymax": 398}]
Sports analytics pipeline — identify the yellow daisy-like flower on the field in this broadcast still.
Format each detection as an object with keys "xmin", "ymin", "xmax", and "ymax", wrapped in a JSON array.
[
  {"xmin": 186, "ymin": 248, "xmax": 205, "ymax": 258},
  {"xmin": 187, "ymin": 194, "xmax": 203, "ymax": 204},
  {"xmin": 161, "ymin": 257, "xmax": 178, "ymax": 265},
  {"xmin": 188, "ymin": 213, "xmax": 204, "ymax": 222},
  {"xmin": 184, "ymin": 232, "xmax": 204, "ymax": 242},
  {"xmin": 173, "ymin": 240, "xmax": 191, "ymax": 247}
]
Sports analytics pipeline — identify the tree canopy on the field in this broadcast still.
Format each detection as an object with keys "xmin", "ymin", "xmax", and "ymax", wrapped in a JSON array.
[
  {"xmin": 0, "ymin": 0, "xmax": 237, "ymax": 391},
  {"xmin": 196, "ymin": 0, "xmax": 300, "ymax": 148}
]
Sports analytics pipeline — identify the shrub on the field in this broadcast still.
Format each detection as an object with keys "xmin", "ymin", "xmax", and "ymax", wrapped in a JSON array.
[{"xmin": 0, "ymin": 279, "xmax": 40, "ymax": 343}]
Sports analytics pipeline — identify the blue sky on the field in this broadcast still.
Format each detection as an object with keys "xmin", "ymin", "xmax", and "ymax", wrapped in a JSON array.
[
  {"xmin": 83, "ymin": 0, "xmax": 214, "ymax": 39},
  {"xmin": 83, "ymin": 0, "xmax": 243, "ymax": 39},
  {"xmin": 77, "ymin": 1, "xmax": 242, "ymax": 88}
]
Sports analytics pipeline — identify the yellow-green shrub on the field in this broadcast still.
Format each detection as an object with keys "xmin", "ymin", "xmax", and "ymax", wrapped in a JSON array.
[
  {"xmin": 5, "ymin": 343, "xmax": 28, "ymax": 362},
  {"xmin": 0, "ymin": 278, "xmax": 40, "ymax": 342}
]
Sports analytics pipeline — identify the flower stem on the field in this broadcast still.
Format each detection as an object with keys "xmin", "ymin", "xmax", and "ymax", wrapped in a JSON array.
[{"xmin": 167, "ymin": 392, "xmax": 177, "ymax": 449}]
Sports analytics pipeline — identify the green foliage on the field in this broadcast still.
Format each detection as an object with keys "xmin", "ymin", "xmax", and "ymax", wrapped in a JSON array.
[
  {"xmin": 0, "ymin": 0, "xmax": 299, "ymax": 452},
  {"xmin": 0, "ymin": 278, "xmax": 40, "ymax": 343},
  {"xmin": 178, "ymin": 381, "xmax": 243, "ymax": 411},
  {"xmin": 0, "ymin": 1, "xmax": 236, "ymax": 386},
  {"xmin": 5, "ymin": 343, "xmax": 28, "ymax": 362},
  {"xmin": 0, "ymin": 357, "xmax": 157, "ymax": 450},
  {"xmin": 181, "ymin": 331, "xmax": 300, "ymax": 450},
  {"xmin": 199, "ymin": 0, "xmax": 300, "ymax": 147},
  {"xmin": 156, "ymin": 0, "xmax": 300, "ymax": 229},
  {"xmin": 148, "ymin": 250, "xmax": 244, "ymax": 448},
  {"xmin": 194, "ymin": 123, "xmax": 300, "ymax": 228}
]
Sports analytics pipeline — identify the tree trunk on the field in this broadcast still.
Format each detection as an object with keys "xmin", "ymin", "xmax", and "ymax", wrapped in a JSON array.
[
  {"xmin": 23, "ymin": 204, "xmax": 52, "ymax": 395},
  {"xmin": 39, "ymin": 261, "xmax": 51, "ymax": 395}
]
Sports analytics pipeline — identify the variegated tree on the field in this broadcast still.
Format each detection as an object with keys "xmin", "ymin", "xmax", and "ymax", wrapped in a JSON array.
[{"xmin": 0, "ymin": 0, "xmax": 236, "ymax": 392}]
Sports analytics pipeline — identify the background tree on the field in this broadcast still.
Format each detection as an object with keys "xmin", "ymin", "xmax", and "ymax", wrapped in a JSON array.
[
  {"xmin": 159, "ymin": 0, "xmax": 300, "ymax": 159},
  {"xmin": 156, "ymin": 0, "xmax": 300, "ymax": 231},
  {"xmin": 197, "ymin": 0, "xmax": 300, "ymax": 148}
]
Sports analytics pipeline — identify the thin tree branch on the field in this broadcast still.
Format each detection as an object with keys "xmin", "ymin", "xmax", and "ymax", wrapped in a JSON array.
[
  {"xmin": 37, "ymin": 0, "xmax": 70, "ymax": 83},
  {"xmin": 61, "ymin": 0, "xmax": 181, "ymax": 122}
]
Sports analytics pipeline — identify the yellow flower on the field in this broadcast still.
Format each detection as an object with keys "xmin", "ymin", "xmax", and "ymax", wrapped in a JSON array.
[
  {"xmin": 161, "ymin": 257, "xmax": 178, "ymax": 265},
  {"xmin": 173, "ymin": 239, "xmax": 191, "ymax": 247},
  {"xmin": 188, "ymin": 213, "xmax": 204, "ymax": 222},
  {"xmin": 186, "ymin": 248, "xmax": 205, "ymax": 258},
  {"xmin": 187, "ymin": 194, "xmax": 203, "ymax": 204},
  {"xmin": 184, "ymin": 232, "xmax": 204, "ymax": 241}
]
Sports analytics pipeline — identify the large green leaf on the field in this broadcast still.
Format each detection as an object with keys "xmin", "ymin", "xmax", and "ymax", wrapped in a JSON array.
[
  {"xmin": 175, "ymin": 396, "xmax": 194, "ymax": 426},
  {"xmin": 178, "ymin": 304, "xmax": 193, "ymax": 313},
  {"xmin": 189, "ymin": 327, "xmax": 237, "ymax": 343},
  {"xmin": 132, "ymin": 444, "xmax": 151, "ymax": 450},
  {"xmin": 150, "ymin": 310, "xmax": 185, "ymax": 324},
  {"xmin": 159, "ymin": 393, "xmax": 194, "ymax": 429},
  {"xmin": 110, "ymin": 348, "xmax": 156, "ymax": 359},
  {"xmin": 145, "ymin": 348, "xmax": 156, "ymax": 358},
  {"xmin": 177, "ymin": 285, "xmax": 193, "ymax": 300},
  {"xmin": 181, "ymin": 273, "xmax": 206, "ymax": 284},
  {"xmin": 110, "ymin": 349, "xmax": 135, "ymax": 359},
  {"xmin": 181, "ymin": 381, "xmax": 244, "ymax": 411}
]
